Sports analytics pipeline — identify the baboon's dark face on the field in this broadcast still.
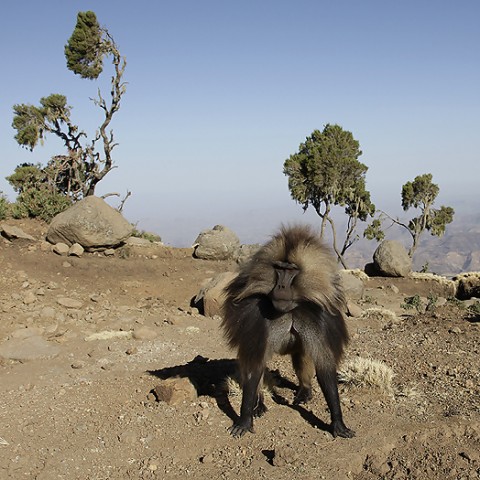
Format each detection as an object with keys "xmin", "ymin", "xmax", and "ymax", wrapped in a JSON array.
[{"xmin": 269, "ymin": 261, "xmax": 299, "ymax": 313}]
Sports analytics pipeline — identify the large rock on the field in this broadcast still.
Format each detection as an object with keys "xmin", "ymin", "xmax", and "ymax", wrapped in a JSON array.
[
  {"xmin": 0, "ymin": 223, "xmax": 35, "ymax": 242},
  {"xmin": 339, "ymin": 269, "xmax": 366, "ymax": 300},
  {"xmin": 454, "ymin": 272, "xmax": 480, "ymax": 300},
  {"xmin": 46, "ymin": 196, "xmax": 133, "ymax": 249},
  {"xmin": 195, "ymin": 271, "xmax": 238, "ymax": 317},
  {"xmin": 372, "ymin": 240, "xmax": 412, "ymax": 277},
  {"xmin": 193, "ymin": 225, "xmax": 240, "ymax": 260}
]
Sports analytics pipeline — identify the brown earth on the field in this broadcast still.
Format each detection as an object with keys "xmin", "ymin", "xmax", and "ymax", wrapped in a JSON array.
[{"xmin": 0, "ymin": 219, "xmax": 479, "ymax": 480}]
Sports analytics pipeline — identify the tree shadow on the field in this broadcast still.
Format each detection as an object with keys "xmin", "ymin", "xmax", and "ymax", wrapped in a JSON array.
[{"xmin": 148, "ymin": 356, "xmax": 332, "ymax": 435}]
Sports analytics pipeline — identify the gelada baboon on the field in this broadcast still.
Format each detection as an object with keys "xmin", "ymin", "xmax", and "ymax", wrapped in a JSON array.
[{"xmin": 221, "ymin": 225, "xmax": 355, "ymax": 438}]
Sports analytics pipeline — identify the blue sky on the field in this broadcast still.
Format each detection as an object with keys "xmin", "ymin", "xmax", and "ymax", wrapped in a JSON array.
[{"xmin": 1, "ymin": 1, "xmax": 478, "ymax": 245}]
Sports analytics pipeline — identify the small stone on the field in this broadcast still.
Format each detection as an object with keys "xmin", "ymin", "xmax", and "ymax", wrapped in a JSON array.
[
  {"xmin": 39, "ymin": 306, "xmax": 56, "ymax": 319},
  {"xmin": 23, "ymin": 291, "xmax": 37, "ymax": 305},
  {"xmin": 132, "ymin": 326, "xmax": 158, "ymax": 341},
  {"xmin": 68, "ymin": 243, "xmax": 84, "ymax": 257},
  {"xmin": 104, "ymin": 248, "xmax": 115, "ymax": 256},
  {"xmin": 71, "ymin": 361, "xmax": 86, "ymax": 369},
  {"xmin": 153, "ymin": 377, "xmax": 197, "ymax": 405},
  {"xmin": 388, "ymin": 284, "xmax": 400, "ymax": 294},
  {"xmin": 200, "ymin": 454, "xmax": 213, "ymax": 464},
  {"xmin": 347, "ymin": 300, "xmax": 363, "ymax": 318},
  {"xmin": 449, "ymin": 327, "xmax": 462, "ymax": 335},
  {"xmin": 57, "ymin": 297, "xmax": 83, "ymax": 309},
  {"xmin": 52, "ymin": 243, "xmax": 70, "ymax": 256},
  {"xmin": 118, "ymin": 430, "xmax": 137, "ymax": 445}
]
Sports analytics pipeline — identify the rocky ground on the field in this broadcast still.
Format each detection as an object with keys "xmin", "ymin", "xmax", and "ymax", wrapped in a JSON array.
[{"xmin": 0, "ymin": 219, "xmax": 479, "ymax": 480}]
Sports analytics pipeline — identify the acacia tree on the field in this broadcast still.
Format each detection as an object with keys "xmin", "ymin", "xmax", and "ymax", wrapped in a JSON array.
[
  {"xmin": 399, "ymin": 173, "xmax": 454, "ymax": 257},
  {"xmin": 368, "ymin": 173, "xmax": 455, "ymax": 258},
  {"xmin": 11, "ymin": 11, "xmax": 127, "ymax": 199},
  {"xmin": 283, "ymin": 124, "xmax": 375, "ymax": 268}
]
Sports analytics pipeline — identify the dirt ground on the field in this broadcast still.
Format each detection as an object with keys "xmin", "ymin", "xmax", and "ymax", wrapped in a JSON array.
[{"xmin": 0, "ymin": 219, "xmax": 479, "ymax": 480}]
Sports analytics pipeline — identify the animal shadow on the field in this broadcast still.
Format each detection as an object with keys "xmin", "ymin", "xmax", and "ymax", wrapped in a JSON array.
[
  {"xmin": 149, "ymin": 355, "xmax": 239, "ymax": 421},
  {"xmin": 149, "ymin": 356, "xmax": 332, "ymax": 434}
]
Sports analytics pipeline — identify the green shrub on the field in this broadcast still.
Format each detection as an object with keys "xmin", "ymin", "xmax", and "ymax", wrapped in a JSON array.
[
  {"xmin": 0, "ymin": 193, "xmax": 9, "ymax": 220},
  {"xmin": 6, "ymin": 163, "xmax": 72, "ymax": 222},
  {"xmin": 9, "ymin": 202, "xmax": 28, "ymax": 219},
  {"xmin": 131, "ymin": 228, "xmax": 162, "ymax": 243},
  {"xmin": 16, "ymin": 189, "xmax": 72, "ymax": 222},
  {"xmin": 401, "ymin": 294, "xmax": 423, "ymax": 312}
]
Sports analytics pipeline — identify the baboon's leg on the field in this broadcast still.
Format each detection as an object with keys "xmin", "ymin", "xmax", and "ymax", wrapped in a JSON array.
[
  {"xmin": 229, "ymin": 365, "xmax": 264, "ymax": 437},
  {"xmin": 292, "ymin": 351, "xmax": 315, "ymax": 404},
  {"xmin": 316, "ymin": 366, "xmax": 355, "ymax": 438}
]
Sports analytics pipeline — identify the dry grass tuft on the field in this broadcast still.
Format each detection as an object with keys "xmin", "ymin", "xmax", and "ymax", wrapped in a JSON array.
[
  {"xmin": 343, "ymin": 268, "xmax": 370, "ymax": 281},
  {"xmin": 360, "ymin": 307, "xmax": 399, "ymax": 324},
  {"xmin": 223, "ymin": 373, "xmax": 275, "ymax": 399},
  {"xmin": 338, "ymin": 356, "xmax": 394, "ymax": 395}
]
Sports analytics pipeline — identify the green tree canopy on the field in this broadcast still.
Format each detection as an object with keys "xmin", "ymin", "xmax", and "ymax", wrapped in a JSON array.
[
  {"xmin": 11, "ymin": 11, "xmax": 127, "ymax": 200},
  {"xmin": 401, "ymin": 173, "xmax": 454, "ymax": 257},
  {"xmin": 283, "ymin": 124, "xmax": 375, "ymax": 267},
  {"xmin": 65, "ymin": 11, "xmax": 104, "ymax": 79}
]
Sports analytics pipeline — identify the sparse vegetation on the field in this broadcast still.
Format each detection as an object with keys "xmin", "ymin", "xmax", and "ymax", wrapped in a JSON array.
[
  {"xmin": 360, "ymin": 307, "xmax": 399, "ymax": 325},
  {"xmin": 401, "ymin": 294, "xmax": 423, "ymax": 312},
  {"xmin": 425, "ymin": 294, "xmax": 438, "ymax": 312},
  {"xmin": 420, "ymin": 261, "xmax": 430, "ymax": 273},
  {"xmin": 0, "ymin": 193, "xmax": 9, "ymax": 220},
  {"xmin": 131, "ymin": 229, "xmax": 162, "ymax": 243},
  {"xmin": 447, "ymin": 296, "xmax": 465, "ymax": 309}
]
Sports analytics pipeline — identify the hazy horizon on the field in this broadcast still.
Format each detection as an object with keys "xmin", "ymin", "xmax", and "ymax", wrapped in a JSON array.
[{"xmin": 1, "ymin": 1, "xmax": 478, "ymax": 249}]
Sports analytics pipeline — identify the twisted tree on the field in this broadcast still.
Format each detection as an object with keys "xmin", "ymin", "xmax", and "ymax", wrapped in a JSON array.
[{"xmin": 11, "ymin": 11, "xmax": 127, "ymax": 199}]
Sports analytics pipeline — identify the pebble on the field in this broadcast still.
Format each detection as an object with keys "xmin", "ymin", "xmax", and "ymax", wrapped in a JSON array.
[
  {"xmin": 68, "ymin": 243, "xmax": 84, "ymax": 257},
  {"xmin": 132, "ymin": 326, "xmax": 158, "ymax": 341},
  {"xmin": 39, "ymin": 306, "xmax": 56, "ymax": 319},
  {"xmin": 57, "ymin": 297, "xmax": 83, "ymax": 309},
  {"xmin": 52, "ymin": 243, "xmax": 69, "ymax": 256},
  {"xmin": 23, "ymin": 292, "xmax": 37, "ymax": 305},
  {"xmin": 71, "ymin": 361, "xmax": 86, "ymax": 369}
]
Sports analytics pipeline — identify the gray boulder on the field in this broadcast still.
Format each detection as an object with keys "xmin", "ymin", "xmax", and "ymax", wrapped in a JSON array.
[
  {"xmin": 195, "ymin": 271, "xmax": 238, "ymax": 317},
  {"xmin": 339, "ymin": 270, "xmax": 366, "ymax": 300},
  {"xmin": 193, "ymin": 225, "xmax": 240, "ymax": 260},
  {"xmin": 373, "ymin": 240, "xmax": 412, "ymax": 277},
  {"xmin": 235, "ymin": 243, "xmax": 261, "ymax": 264},
  {"xmin": 46, "ymin": 196, "xmax": 133, "ymax": 249},
  {"xmin": 454, "ymin": 272, "xmax": 480, "ymax": 300}
]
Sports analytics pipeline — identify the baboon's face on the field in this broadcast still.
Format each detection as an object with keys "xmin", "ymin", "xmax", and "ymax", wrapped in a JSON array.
[{"xmin": 269, "ymin": 261, "xmax": 299, "ymax": 313}]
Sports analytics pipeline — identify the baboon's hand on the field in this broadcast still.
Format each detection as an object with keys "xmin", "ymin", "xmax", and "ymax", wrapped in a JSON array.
[
  {"xmin": 228, "ymin": 421, "xmax": 254, "ymax": 438},
  {"xmin": 332, "ymin": 420, "xmax": 355, "ymax": 438}
]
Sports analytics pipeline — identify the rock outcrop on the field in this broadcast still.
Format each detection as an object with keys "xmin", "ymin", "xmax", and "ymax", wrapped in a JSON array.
[{"xmin": 46, "ymin": 196, "xmax": 133, "ymax": 249}]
